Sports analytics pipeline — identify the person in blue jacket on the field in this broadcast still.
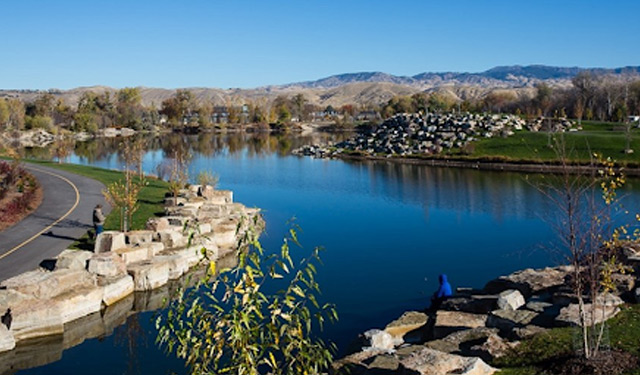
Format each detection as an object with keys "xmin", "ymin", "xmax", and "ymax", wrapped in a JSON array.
[{"xmin": 430, "ymin": 274, "xmax": 452, "ymax": 310}]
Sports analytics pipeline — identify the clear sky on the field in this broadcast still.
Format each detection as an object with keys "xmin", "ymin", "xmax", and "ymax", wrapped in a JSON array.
[{"xmin": 1, "ymin": 0, "xmax": 639, "ymax": 89}]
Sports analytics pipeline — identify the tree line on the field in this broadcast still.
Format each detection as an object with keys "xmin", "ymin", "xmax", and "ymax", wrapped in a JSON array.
[
  {"xmin": 2, "ymin": 73, "xmax": 639, "ymax": 134},
  {"xmin": 380, "ymin": 72, "xmax": 640, "ymax": 123}
]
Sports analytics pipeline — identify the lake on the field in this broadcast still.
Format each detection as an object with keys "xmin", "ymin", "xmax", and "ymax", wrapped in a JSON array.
[{"xmin": 9, "ymin": 132, "xmax": 639, "ymax": 375}]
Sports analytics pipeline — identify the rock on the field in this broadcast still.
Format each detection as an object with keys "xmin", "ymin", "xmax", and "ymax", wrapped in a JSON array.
[
  {"xmin": 524, "ymin": 301, "xmax": 553, "ymax": 313},
  {"xmin": 487, "ymin": 309, "xmax": 538, "ymax": 333},
  {"xmin": 471, "ymin": 333, "xmax": 519, "ymax": 360},
  {"xmin": 126, "ymin": 230, "xmax": 154, "ymax": 246},
  {"xmin": 426, "ymin": 327, "xmax": 499, "ymax": 355},
  {"xmin": 52, "ymin": 286, "xmax": 103, "ymax": 324},
  {"xmin": 362, "ymin": 329, "xmax": 401, "ymax": 351},
  {"xmin": 115, "ymin": 246, "xmax": 152, "ymax": 265},
  {"xmin": 433, "ymin": 311, "xmax": 488, "ymax": 339},
  {"xmin": 146, "ymin": 217, "xmax": 170, "ymax": 231},
  {"xmin": 441, "ymin": 295, "xmax": 498, "ymax": 314},
  {"xmin": 55, "ymin": 250, "xmax": 92, "ymax": 271},
  {"xmin": 87, "ymin": 252, "xmax": 127, "ymax": 277},
  {"xmin": 94, "ymin": 231, "xmax": 127, "ymax": 253},
  {"xmin": 98, "ymin": 275, "xmax": 134, "ymax": 306},
  {"xmin": 206, "ymin": 190, "xmax": 232, "ymax": 204},
  {"xmin": 365, "ymin": 354, "xmax": 401, "ymax": 373},
  {"xmin": 511, "ymin": 325, "xmax": 548, "ymax": 340},
  {"xmin": 127, "ymin": 260, "xmax": 170, "ymax": 291},
  {"xmin": 0, "ymin": 324, "xmax": 15, "ymax": 352},
  {"xmin": 484, "ymin": 267, "xmax": 569, "ymax": 298},
  {"xmin": 198, "ymin": 223, "xmax": 213, "ymax": 234},
  {"xmin": 9, "ymin": 298, "xmax": 64, "ymax": 341},
  {"xmin": 155, "ymin": 254, "xmax": 189, "ymax": 280},
  {"xmin": 1, "ymin": 269, "xmax": 96, "ymax": 299},
  {"xmin": 400, "ymin": 347, "xmax": 498, "ymax": 375},
  {"xmin": 198, "ymin": 204, "xmax": 229, "ymax": 220},
  {"xmin": 213, "ymin": 221, "xmax": 238, "ymax": 248},
  {"xmin": 164, "ymin": 197, "xmax": 186, "ymax": 207},
  {"xmin": 555, "ymin": 296, "xmax": 623, "ymax": 327},
  {"xmin": 384, "ymin": 311, "xmax": 429, "ymax": 342},
  {"xmin": 497, "ymin": 289, "xmax": 525, "ymax": 311},
  {"xmin": 156, "ymin": 230, "xmax": 187, "ymax": 249}
]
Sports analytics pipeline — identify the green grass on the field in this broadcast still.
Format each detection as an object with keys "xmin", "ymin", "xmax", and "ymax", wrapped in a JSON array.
[
  {"xmin": 495, "ymin": 304, "xmax": 640, "ymax": 374},
  {"xmin": 21, "ymin": 159, "xmax": 169, "ymax": 249},
  {"xmin": 465, "ymin": 120, "xmax": 640, "ymax": 165}
]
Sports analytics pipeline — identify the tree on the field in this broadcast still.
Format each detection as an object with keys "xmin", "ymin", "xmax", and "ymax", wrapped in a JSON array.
[
  {"xmin": 160, "ymin": 89, "xmax": 197, "ymax": 127},
  {"xmin": 102, "ymin": 140, "xmax": 147, "ymax": 232},
  {"xmin": 156, "ymin": 222, "xmax": 337, "ymax": 375},
  {"xmin": 535, "ymin": 140, "xmax": 631, "ymax": 360},
  {"xmin": 117, "ymin": 87, "xmax": 143, "ymax": 129},
  {"xmin": 292, "ymin": 93, "xmax": 307, "ymax": 121}
]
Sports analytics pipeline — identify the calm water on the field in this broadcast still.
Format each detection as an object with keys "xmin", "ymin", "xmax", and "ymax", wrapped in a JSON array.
[{"xmin": 10, "ymin": 132, "xmax": 640, "ymax": 374}]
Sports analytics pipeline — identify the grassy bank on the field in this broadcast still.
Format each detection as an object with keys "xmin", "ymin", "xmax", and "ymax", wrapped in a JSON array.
[
  {"xmin": 495, "ymin": 304, "xmax": 640, "ymax": 374},
  {"xmin": 466, "ymin": 121, "xmax": 640, "ymax": 164},
  {"xmin": 23, "ymin": 160, "xmax": 168, "ymax": 246}
]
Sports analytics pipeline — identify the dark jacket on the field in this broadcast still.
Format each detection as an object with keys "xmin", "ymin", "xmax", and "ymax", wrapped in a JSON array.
[
  {"xmin": 434, "ymin": 274, "xmax": 452, "ymax": 299},
  {"xmin": 93, "ymin": 208, "xmax": 105, "ymax": 225}
]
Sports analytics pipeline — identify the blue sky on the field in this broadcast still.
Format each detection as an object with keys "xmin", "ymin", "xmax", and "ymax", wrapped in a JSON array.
[{"xmin": 1, "ymin": 0, "xmax": 638, "ymax": 89}]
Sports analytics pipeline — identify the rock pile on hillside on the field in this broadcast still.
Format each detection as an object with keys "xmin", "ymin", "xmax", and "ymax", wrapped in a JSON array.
[
  {"xmin": 526, "ymin": 117, "xmax": 578, "ymax": 132},
  {"xmin": 0, "ymin": 184, "xmax": 261, "ymax": 354},
  {"xmin": 333, "ymin": 261, "xmax": 636, "ymax": 375}
]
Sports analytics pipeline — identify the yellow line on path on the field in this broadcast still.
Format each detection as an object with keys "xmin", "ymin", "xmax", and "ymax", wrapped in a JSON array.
[{"xmin": 0, "ymin": 166, "xmax": 80, "ymax": 260}]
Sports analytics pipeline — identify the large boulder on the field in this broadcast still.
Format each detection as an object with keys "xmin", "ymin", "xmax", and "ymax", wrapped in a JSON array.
[
  {"xmin": 52, "ymin": 286, "xmax": 103, "ymax": 324},
  {"xmin": 213, "ymin": 221, "xmax": 238, "ymax": 248},
  {"xmin": 487, "ymin": 309, "xmax": 538, "ymax": 333},
  {"xmin": 555, "ymin": 295, "xmax": 624, "ymax": 327},
  {"xmin": 440, "ymin": 295, "xmax": 498, "ymax": 314},
  {"xmin": 471, "ymin": 333, "xmax": 520, "ymax": 360},
  {"xmin": 497, "ymin": 289, "xmax": 525, "ymax": 311},
  {"xmin": 155, "ymin": 254, "xmax": 189, "ymax": 280},
  {"xmin": 156, "ymin": 230, "xmax": 187, "ymax": 249},
  {"xmin": 127, "ymin": 259, "xmax": 170, "ymax": 291},
  {"xmin": 0, "ymin": 269, "xmax": 96, "ymax": 300},
  {"xmin": 8, "ymin": 297, "xmax": 64, "ymax": 341},
  {"xmin": 484, "ymin": 267, "xmax": 569, "ymax": 298},
  {"xmin": 55, "ymin": 250, "xmax": 92, "ymax": 271},
  {"xmin": 146, "ymin": 217, "xmax": 170, "ymax": 231},
  {"xmin": 114, "ymin": 246, "xmax": 152, "ymax": 265},
  {"xmin": 384, "ymin": 311, "xmax": 429, "ymax": 343},
  {"xmin": 87, "ymin": 252, "xmax": 127, "ymax": 277},
  {"xmin": 426, "ymin": 327, "xmax": 499, "ymax": 356},
  {"xmin": 94, "ymin": 231, "xmax": 127, "ymax": 253},
  {"xmin": 126, "ymin": 230, "xmax": 154, "ymax": 246},
  {"xmin": 362, "ymin": 329, "xmax": 401, "ymax": 351},
  {"xmin": 433, "ymin": 311, "xmax": 488, "ymax": 339},
  {"xmin": 400, "ymin": 347, "xmax": 498, "ymax": 375},
  {"xmin": 0, "ymin": 324, "xmax": 15, "ymax": 352},
  {"xmin": 98, "ymin": 275, "xmax": 134, "ymax": 306}
]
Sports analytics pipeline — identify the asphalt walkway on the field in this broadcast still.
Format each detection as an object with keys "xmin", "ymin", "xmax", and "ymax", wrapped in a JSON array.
[{"xmin": 0, "ymin": 163, "xmax": 110, "ymax": 282}]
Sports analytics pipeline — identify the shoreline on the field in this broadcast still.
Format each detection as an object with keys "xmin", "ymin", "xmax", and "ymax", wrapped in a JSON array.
[{"xmin": 335, "ymin": 153, "xmax": 640, "ymax": 176}]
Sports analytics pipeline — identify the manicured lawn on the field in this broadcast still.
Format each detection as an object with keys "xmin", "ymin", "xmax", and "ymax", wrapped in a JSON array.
[
  {"xmin": 465, "ymin": 120, "xmax": 640, "ymax": 165},
  {"xmin": 494, "ymin": 304, "xmax": 640, "ymax": 374},
  {"xmin": 22, "ymin": 159, "xmax": 168, "ymax": 249}
]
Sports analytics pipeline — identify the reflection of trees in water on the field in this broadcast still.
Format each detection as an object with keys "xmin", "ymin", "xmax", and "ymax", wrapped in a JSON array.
[
  {"xmin": 355, "ymin": 161, "xmax": 548, "ymax": 221},
  {"xmin": 24, "ymin": 131, "xmax": 352, "ymax": 164},
  {"xmin": 114, "ymin": 311, "xmax": 146, "ymax": 375}
]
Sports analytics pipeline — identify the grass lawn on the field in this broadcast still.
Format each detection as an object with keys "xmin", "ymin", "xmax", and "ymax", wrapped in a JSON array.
[
  {"xmin": 22, "ymin": 159, "xmax": 169, "ymax": 249},
  {"xmin": 464, "ymin": 121, "xmax": 640, "ymax": 165},
  {"xmin": 494, "ymin": 304, "xmax": 640, "ymax": 374}
]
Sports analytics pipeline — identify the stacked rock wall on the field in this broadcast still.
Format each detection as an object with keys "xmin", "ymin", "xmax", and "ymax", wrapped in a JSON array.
[{"xmin": 0, "ymin": 185, "xmax": 260, "ymax": 354}]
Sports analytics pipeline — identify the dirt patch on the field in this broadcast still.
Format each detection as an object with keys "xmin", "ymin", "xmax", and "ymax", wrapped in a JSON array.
[{"xmin": 548, "ymin": 350, "xmax": 638, "ymax": 375}]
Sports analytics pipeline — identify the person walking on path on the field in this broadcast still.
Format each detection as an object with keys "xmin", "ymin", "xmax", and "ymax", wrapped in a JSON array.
[{"xmin": 92, "ymin": 204, "xmax": 105, "ymax": 238}]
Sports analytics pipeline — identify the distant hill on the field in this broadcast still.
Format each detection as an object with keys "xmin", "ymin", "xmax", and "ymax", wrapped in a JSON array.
[{"xmin": 1, "ymin": 65, "xmax": 639, "ymax": 108}]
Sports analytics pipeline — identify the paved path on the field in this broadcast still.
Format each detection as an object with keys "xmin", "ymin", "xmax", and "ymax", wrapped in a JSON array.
[{"xmin": 0, "ymin": 163, "xmax": 110, "ymax": 282}]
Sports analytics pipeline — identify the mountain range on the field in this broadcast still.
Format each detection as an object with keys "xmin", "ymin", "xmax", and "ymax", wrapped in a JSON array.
[{"xmin": 2, "ymin": 65, "xmax": 639, "ymax": 108}]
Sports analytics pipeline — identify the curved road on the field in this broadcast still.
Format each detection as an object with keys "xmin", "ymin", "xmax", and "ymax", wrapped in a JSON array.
[{"xmin": 0, "ymin": 163, "xmax": 110, "ymax": 282}]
